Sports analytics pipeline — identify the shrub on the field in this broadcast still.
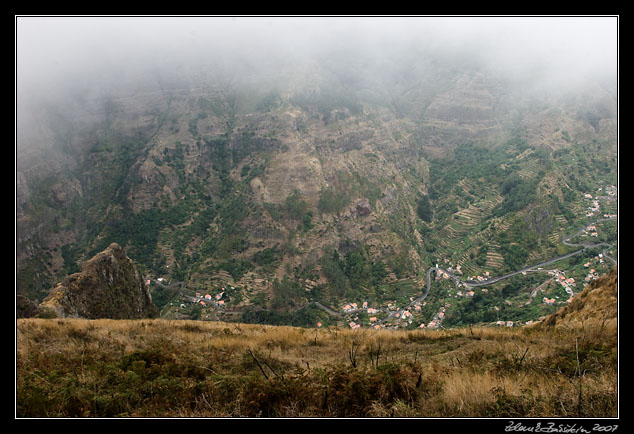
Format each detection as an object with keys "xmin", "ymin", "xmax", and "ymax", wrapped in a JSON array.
[{"xmin": 318, "ymin": 186, "xmax": 346, "ymax": 215}]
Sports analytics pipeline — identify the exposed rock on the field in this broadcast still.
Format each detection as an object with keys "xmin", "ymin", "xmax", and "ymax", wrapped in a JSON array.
[
  {"xmin": 49, "ymin": 177, "xmax": 83, "ymax": 206},
  {"xmin": 355, "ymin": 198, "xmax": 372, "ymax": 216},
  {"xmin": 369, "ymin": 223, "xmax": 382, "ymax": 233},
  {"xmin": 15, "ymin": 59, "xmax": 617, "ymax": 317},
  {"xmin": 526, "ymin": 205, "xmax": 554, "ymax": 236},
  {"xmin": 39, "ymin": 243, "xmax": 159, "ymax": 319},
  {"xmin": 380, "ymin": 187, "xmax": 398, "ymax": 207},
  {"xmin": 16, "ymin": 295, "xmax": 40, "ymax": 318}
]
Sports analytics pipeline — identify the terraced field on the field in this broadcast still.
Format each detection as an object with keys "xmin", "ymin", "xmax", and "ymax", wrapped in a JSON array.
[
  {"xmin": 431, "ymin": 193, "xmax": 503, "ymax": 277},
  {"xmin": 484, "ymin": 243, "xmax": 504, "ymax": 269},
  {"xmin": 457, "ymin": 258, "xmax": 486, "ymax": 280}
]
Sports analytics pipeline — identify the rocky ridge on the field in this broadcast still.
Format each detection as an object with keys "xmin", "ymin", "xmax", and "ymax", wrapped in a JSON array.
[
  {"xmin": 37, "ymin": 243, "xmax": 159, "ymax": 319},
  {"xmin": 15, "ymin": 58, "xmax": 617, "ymax": 323}
]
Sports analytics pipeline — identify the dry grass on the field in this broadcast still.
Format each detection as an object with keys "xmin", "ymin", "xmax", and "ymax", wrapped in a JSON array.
[{"xmin": 16, "ymin": 316, "xmax": 617, "ymax": 418}]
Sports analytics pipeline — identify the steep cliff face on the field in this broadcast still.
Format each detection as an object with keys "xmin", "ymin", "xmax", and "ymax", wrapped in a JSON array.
[
  {"xmin": 39, "ymin": 243, "xmax": 159, "ymax": 319},
  {"xmin": 15, "ymin": 57, "xmax": 617, "ymax": 321}
]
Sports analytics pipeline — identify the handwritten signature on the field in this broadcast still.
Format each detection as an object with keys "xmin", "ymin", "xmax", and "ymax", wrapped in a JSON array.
[{"xmin": 505, "ymin": 421, "xmax": 618, "ymax": 433}]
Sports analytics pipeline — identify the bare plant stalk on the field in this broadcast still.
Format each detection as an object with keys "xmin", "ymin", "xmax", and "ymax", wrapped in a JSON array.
[
  {"xmin": 516, "ymin": 347, "xmax": 529, "ymax": 370},
  {"xmin": 576, "ymin": 337, "xmax": 585, "ymax": 417},
  {"xmin": 248, "ymin": 348, "xmax": 269, "ymax": 380}
]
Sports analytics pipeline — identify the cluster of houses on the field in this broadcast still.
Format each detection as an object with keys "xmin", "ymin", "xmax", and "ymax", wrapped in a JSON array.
[
  {"xmin": 585, "ymin": 250, "xmax": 609, "ymax": 268},
  {"xmin": 583, "ymin": 261, "xmax": 602, "ymax": 283},
  {"xmin": 335, "ymin": 185, "xmax": 617, "ymax": 331},
  {"xmin": 342, "ymin": 301, "xmax": 383, "ymax": 329},
  {"xmin": 335, "ymin": 262, "xmax": 604, "ymax": 330},
  {"xmin": 192, "ymin": 289, "xmax": 227, "ymax": 308},
  {"xmin": 418, "ymin": 303, "xmax": 451, "ymax": 329},
  {"xmin": 436, "ymin": 262, "xmax": 494, "ymax": 285},
  {"xmin": 605, "ymin": 185, "xmax": 617, "ymax": 198},
  {"xmin": 435, "ymin": 269, "xmax": 451, "ymax": 280},
  {"xmin": 341, "ymin": 296, "xmax": 455, "ymax": 330},
  {"xmin": 441, "ymin": 261, "xmax": 463, "ymax": 276},
  {"xmin": 585, "ymin": 186, "xmax": 617, "ymax": 218},
  {"xmin": 435, "ymin": 267, "xmax": 487, "ymax": 297},
  {"xmin": 585, "ymin": 203, "xmax": 600, "ymax": 217},
  {"xmin": 469, "ymin": 271, "xmax": 491, "ymax": 283},
  {"xmin": 435, "ymin": 266, "xmax": 488, "ymax": 284},
  {"xmin": 456, "ymin": 288, "xmax": 476, "ymax": 298},
  {"xmin": 342, "ymin": 301, "xmax": 363, "ymax": 312},
  {"xmin": 552, "ymin": 271, "xmax": 575, "ymax": 302},
  {"xmin": 495, "ymin": 320, "xmax": 515, "ymax": 327},
  {"xmin": 348, "ymin": 321, "xmax": 362, "ymax": 329},
  {"xmin": 433, "ymin": 261, "xmax": 495, "ymax": 290},
  {"xmin": 585, "ymin": 225, "xmax": 599, "ymax": 238},
  {"xmin": 540, "ymin": 257, "xmax": 610, "ymax": 306}
]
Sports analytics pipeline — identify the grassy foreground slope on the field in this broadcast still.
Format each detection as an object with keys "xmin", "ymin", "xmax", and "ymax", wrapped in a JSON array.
[{"xmin": 16, "ymin": 269, "xmax": 617, "ymax": 418}]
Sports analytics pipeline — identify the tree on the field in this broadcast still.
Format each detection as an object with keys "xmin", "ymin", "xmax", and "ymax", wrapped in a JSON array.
[
  {"xmin": 416, "ymin": 194, "xmax": 433, "ymax": 222},
  {"xmin": 318, "ymin": 186, "xmax": 345, "ymax": 214}
]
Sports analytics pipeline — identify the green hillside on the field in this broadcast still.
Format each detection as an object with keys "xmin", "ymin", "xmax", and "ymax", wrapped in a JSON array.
[{"xmin": 16, "ymin": 18, "xmax": 617, "ymax": 330}]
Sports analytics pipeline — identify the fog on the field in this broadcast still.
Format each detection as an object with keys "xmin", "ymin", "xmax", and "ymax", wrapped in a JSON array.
[
  {"xmin": 16, "ymin": 16, "xmax": 618, "ymax": 147},
  {"xmin": 17, "ymin": 16, "xmax": 617, "ymax": 87},
  {"xmin": 16, "ymin": 16, "xmax": 617, "ymax": 80}
]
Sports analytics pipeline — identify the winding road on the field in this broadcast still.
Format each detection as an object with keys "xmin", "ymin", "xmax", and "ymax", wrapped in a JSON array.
[
  {"xmin": 147, "ymin": 215, "xmax": 616, "ymax": 327},
  {"xmin": 376, "ymin": 215, "xmax": 617, "ymax": 325},
  {"xmin": 147, "ymin": 278, "xmax": 184, "ymax": 296}
]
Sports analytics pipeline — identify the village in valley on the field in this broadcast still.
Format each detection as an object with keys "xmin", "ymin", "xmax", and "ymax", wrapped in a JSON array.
[
  {"xmin": 330, "ymin": 184, "xmax": 616, "ymax": 331},
  {"xmin": 333, "ymin": 248, "xmax": 614, "ymax": 331},
  {"xmin": 191, "ymin": 289, "xmax": 227, "ymax": 308},
  {"xmin": 148, "ymin": 185, "xmax": 616, "ymax": 331}
]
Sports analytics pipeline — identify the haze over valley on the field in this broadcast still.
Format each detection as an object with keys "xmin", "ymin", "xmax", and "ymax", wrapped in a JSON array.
[{"xmin": 16, "ymin": 16, "xmax": 617, "ymax": 329}]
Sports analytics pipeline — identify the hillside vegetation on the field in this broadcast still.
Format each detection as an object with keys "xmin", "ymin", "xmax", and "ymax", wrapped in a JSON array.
[
  {"xmin": 17, "ymin": 268, "xmax": 617, "ymax": 418},
  {"xmin": 16, "ymin": 33, "xmax": 617, "ymax": 329},
  {"xmin": 16, "ymin": 75, "xmax": 617, "ymax": 328},
  {"xmin": 16, "ymin": 17, "xmax": 618, "ymax": 420}
]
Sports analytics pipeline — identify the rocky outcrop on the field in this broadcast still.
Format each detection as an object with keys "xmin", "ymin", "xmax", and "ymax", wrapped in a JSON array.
[
  {"xmin": 16, "ymin": 295, "xmax": 41, "ymax": 318},
  {"xmin": 355, "ymin": 198, "xmax": 372, "ymax": 216},
  {"xmin": 39, "ymin": 243, "xmax": 159, "ymax": 319},
  {"xmin": 526, "ymin": 205, "xmax": 554, "ymax": 236}
]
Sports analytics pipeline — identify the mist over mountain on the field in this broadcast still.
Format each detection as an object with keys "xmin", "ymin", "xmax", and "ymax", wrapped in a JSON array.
[
  {"xmin": 17, "ymin": 16, "xmax": 616, "ymax": 149},
  {"xmin": 16, "ymin": 16, "xmax": 617, "ymax": 329}
]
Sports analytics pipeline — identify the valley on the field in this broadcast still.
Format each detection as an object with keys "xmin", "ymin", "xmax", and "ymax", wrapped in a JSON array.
[
  {"xmin": 154, "ymin": 204, "xmax": 617, "ymax": 331},
  {"xmin": 16, "ymin": 82, "xmax": 618, "ymax": 329},
  {"xmin": 15, "ymin": 15, "xmax": 619, "ymax": 420},
  {"xmin": 16, "ymin": 16, "xmax": 618, "ymax": 332},
  {"xmin": 16, "ymin": 265, "xmax": 619, "ymax": 417}
]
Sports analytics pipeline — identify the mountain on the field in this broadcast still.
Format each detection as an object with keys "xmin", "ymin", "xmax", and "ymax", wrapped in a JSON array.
[
  {"xmin": 15, "ymin": 19, "xmax": 618, "ymax": 328},
  {"xmin": 37, "ymin": 243, "xmax": 159, "ymax": 319}
]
